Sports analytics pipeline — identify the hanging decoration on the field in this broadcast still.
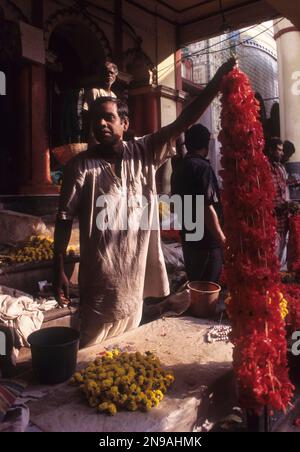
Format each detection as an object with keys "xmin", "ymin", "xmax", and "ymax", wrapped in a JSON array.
[
  {"xmin": 219, "ymin": 67, "xmax": 293, "ymax": 413},
  {"xmin": 283, "ymin": 283, "xmax": 300, "ymax": 333},
  {"xmin": 287, "ymin": 214, "xmax": 300, "ymax": 274}
]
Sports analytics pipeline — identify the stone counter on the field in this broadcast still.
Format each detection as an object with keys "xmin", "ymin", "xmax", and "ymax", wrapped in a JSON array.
[
  {"xmin": 27, "ymin": 317, "xmax": 233, "ymax": 432},
  {"xmin": 0, "ymin": 256, "xmax": 79, "ymax": 294}
]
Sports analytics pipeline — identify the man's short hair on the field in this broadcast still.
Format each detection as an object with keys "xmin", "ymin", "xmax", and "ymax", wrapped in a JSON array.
[
  {"xmin": 266, "ymin": 136, "xmax": 282, "ymax": 153},
  {"xmin": 185, "ymin": 124, "xmax": 211, "ymax": 152},
  {"xmin": 265, "ymin": 137, "xmax": 283, "ymax": 160},
  {"xmin": 104, "ymin": 61, "xmax": 118, "ymax": 75},
  {"xmin": 283, "ymin": 140, "xmax": 295, "ymax": 159},
  {"xmin": 93, "ymin": 61, "xmax": 118, "ymax": 77},
  {"xmin": 90, "ymin": 97, "xmax": 129, "ymax": 121},
  {"xmin": 268, "ymin": 137, "xmax": 283, "ymax": 150}
]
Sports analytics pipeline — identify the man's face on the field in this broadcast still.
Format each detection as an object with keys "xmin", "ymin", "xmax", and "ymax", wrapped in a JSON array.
[
  {"xmin": 203, "ymin": 147, "xmax": 209, "ymax": 158},
  {"xmin": 271, "ymin": 143, "xmax": 284, "ymax": 162},
  {"xmin": 103, "ymin": 64, "xmax": 117, "ymax": 89},
  {"xmin": 92, "ymin": 101, "xmax": 128, "ymax": 146}
]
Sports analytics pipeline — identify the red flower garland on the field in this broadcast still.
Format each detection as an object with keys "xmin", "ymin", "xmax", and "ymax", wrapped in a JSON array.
[
  {"xmin": 287, "ymin": 214, "xmax": 300, "ymax": 274},
  {"xmin": 219, "ymin": 67, "xmax": 294, "ymax": 413},
  {"xmin": 283, "ymin": 283, "xmax": 300, "ymax": 333}
]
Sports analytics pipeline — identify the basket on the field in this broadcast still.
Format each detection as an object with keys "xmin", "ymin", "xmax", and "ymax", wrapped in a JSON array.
[
  {"xmin": 187, "ymin": 281, "xmax": 221, "ymax": 318},
  {"xmin": 52, "ymin": 143, "xmax": 88, "ymax": 166}
]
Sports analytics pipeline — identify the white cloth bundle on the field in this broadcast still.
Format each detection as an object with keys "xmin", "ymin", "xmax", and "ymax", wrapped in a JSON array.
[{"xmin": 0, "ymin": 293, "xmax": 57, "ymax": 347}]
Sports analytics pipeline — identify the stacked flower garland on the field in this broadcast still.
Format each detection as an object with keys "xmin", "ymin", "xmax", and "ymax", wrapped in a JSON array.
[{"xmin": 219, "ymin": 67, "xmax": 293, "ymax": 413}]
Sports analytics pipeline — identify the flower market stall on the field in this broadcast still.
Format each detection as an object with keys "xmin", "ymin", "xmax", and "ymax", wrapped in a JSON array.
[{"xmin": 25, "ymin": 317, "xmax": 233, "ymax": 432}]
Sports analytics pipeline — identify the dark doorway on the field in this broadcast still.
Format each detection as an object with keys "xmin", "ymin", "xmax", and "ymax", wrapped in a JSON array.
[{"xmin": 47, "ymin": 22, "xmax": 106, "ymax": 149}]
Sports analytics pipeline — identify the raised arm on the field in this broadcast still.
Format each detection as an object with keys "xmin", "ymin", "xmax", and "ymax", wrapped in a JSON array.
[{"xmin": 158, "ymin": 58, "xmax": 236, "ymax": 144}]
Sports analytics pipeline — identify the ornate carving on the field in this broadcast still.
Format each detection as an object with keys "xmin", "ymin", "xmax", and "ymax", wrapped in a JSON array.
[
  {"xmin": 124, "ymin": 42, "xmax": 157, "ymax": 87},
  {"xmin": 44, "ymin": 7, "xmax": 112, "ymax": 60}
]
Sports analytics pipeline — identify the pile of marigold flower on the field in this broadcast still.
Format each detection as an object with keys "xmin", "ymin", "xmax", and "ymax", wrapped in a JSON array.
[
  {"xmin": 10, "ymin": 235, "xmax": 77, "ymax": 264},
  {"xmin": 70, "ymin": 350, "xmax": 175, "ymax": 416}
]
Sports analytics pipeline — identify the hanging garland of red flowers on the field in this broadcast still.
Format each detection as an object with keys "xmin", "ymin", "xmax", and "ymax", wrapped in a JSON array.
[
  {"xmin": 283, "ymin": 283, "xmax": 300, "ymax": 333},
  {"xmin": 219, "ymin": 67, "xmax": 294, "ymax": 413},
  {"xmin": 287, "ymin": 214, "xmax": 300, "ymax": 274}
]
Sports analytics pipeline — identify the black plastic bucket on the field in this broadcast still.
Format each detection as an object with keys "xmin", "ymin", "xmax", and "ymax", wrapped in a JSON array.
[{"xmin": 27, "ymin": 327, "xmax": 80, "ymax": 385}]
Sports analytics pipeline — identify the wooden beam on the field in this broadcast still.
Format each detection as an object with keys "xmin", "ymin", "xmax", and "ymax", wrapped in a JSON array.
[
  {"xmin": 265, "ymin": 0, "xmax": 300, "ymax": 29},
  {"xmin": 31, "ymin": 0, "xmax": 43, "ymax": 27},
  {"xmin": 114, "ymin": 0, "xmax": 123, "ymax": 69},
  {"xmin": 180, "ymin": 1, "xmax": 278, "ymax": 46}
]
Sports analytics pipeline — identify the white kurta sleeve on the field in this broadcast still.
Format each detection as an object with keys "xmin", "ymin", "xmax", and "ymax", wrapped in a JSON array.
[
  {"xmin": 57, "ymin": 157, "xmax": 85, "ymax": 220},
  {"xmin": 134, "ymin": 133, "xmax": 176, "ymax": 170}
]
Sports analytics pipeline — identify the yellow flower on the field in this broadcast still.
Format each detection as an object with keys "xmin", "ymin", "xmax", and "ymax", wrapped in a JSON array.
[
  {"xmin": 154, "ymin": 390, "xmax": 164, "ymax": 401},
  {"xmin": 107, "ymin": 403, "xmax": 117, "ymax": 416},
  {"xmin": 73, "ymin": 372, "xmax": 84, "ymax": 383},
  {"xmin": 98, "ymin": 402, "xmax": 109, "ymax": 412},
  {"xmin": 279, "ymin": 295, "xmax": 289, "ymax": 320},
  {"xmin": 71, "ymin": 350, "xmax": 174, "ymax": 415}
]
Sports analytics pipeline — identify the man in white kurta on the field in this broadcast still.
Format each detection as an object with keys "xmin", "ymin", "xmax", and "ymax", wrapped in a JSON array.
[{"xmin": 57, "ymin": 130, "xmax": 173, "ymax": 346}]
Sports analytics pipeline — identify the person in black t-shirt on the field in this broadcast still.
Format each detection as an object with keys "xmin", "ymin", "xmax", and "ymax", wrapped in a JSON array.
[{"xmin": 171, "ymin": 124, "xmax": 225, "ymax": 283}]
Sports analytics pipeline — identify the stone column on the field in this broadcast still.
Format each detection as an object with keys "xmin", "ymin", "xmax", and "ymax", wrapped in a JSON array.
[
  {"xmin": 20, "ymin": 0, "xmax": 58, "ymax": 195},
  {"xmin": 274, "ymin": 19, "xmax": 300, "ymax": 182},
  {"xmin": 129, "ymin": 85, "xmax": 186, "ymax": 193},
  {"xmin": 20, "ymin": 63, "xmax": 58, "ymax": 194},
  {"xmin": 129, "ymin": 85, "xmax": 160, "ymax": 136}
]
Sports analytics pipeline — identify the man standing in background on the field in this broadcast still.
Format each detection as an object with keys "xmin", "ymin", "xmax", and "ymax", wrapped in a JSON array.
[
  {"xmin": 81, "ymin": 61, "xmax": 118, "ymax": 141},
  {"xmin": 171, "ymin": 124, "xmax": 225, "ymax": 283},
  {"xmin": 267, "ymin": 137, "xmax": 290, "ymax": 266}
]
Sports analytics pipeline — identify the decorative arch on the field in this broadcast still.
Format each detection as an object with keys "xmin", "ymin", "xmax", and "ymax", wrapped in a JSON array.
[
  {"xmin": 1, "ymin": 0, "xmax": 28, "ymax": 23},
  {"xmin": 44, "ymin": 8, "xmax": 112, "ymax": 60}
]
